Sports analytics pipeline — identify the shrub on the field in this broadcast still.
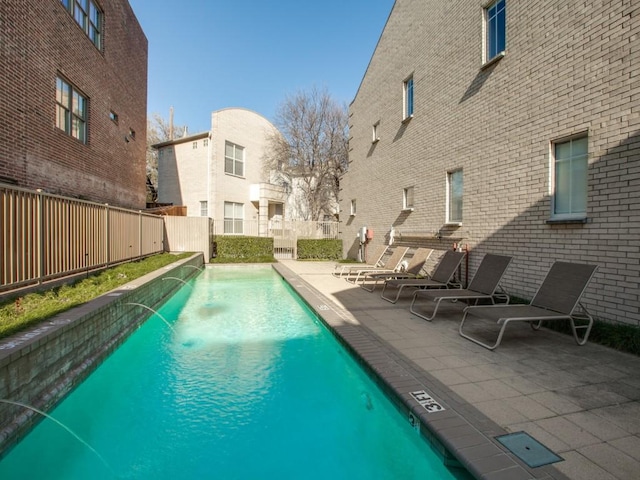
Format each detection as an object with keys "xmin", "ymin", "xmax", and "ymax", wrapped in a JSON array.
[
  {"xmin": 212, "ymin": 236, "xmax": 275, "ymax": 263},
  {"xmin": 297, "ymin": 239, "xmax": 342, "ymax": 260}
]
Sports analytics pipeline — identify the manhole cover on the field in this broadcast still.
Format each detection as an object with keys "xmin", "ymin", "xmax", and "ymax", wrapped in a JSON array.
[{"xmin": 496, "ymin": 431, "xmax": 562, "ymax": 468}]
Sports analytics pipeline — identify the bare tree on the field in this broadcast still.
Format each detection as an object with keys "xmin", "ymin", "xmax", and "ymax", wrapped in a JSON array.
[
  {"xmin": 264, "ymin": 87, "xmax": 349, "ymax": 221},
  {"xmin": 146, "ymin": 112, "xmax": 187, "ymax": 204}
]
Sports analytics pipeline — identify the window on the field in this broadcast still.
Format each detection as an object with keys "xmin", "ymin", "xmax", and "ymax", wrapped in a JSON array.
[
  {"xmin": 403, "ymin": 187, "xmax": 414, "ymax": 210},
  {"xmin": 109, "ymin": 111, "xmax": 118, "ymax": 124},
  {"xmin": 484, "ymin": 0, "xmax": 506, "ymax": 63},
  {"xmin": 224, "ymin": 202, "xmax": 244, "ymax": 234},
  {"xmin": 200, "ymin": 201, "xmax": 208, "ymax": 217},
  {"xmin": 203, "ymin": 139, "xmax": 208, "ymax": 147},
  {"xmin": 372, "ymin": 121, "xmax": 380, "ymax": 143},
  {"xmin": 350, "ymin": 199, "xmax": 357, "ymax": 216},
  {"xmin": 552, "ymin": 136, "xmax": 588, "ymax": 219},
  {"xmin": 403, "ymin": 76, "xmax": 414, "ymax": 119},
  {"xmin": 192, "ymin": 142, "xmax": 198, "ymax": 149},
  {"xmin": 56, "ymin": 76, "xmax": 87, "ymax": 143},
  {"xmin": 225, "ymin": 142, "xmax": 245, "ymax": 176},
  {"xmin": 447, "ymin": 170, "xmax": 463, "ymax": 224},
  {"xmin": 60, "ymin": 0, "xmax": 103, "ymax": 50}
]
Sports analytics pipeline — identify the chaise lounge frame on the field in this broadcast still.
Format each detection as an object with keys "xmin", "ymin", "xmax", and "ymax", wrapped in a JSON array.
[
  {"xmin": 333, "ymin": 245, "xmax": 388, "ymax": 278},
  {"xmin": 380, "ymin": 250, "xmax": 466, "ymax": 303},
  {"xmin": 459, "ymin": 261, "xmax": 598, "ymax": 350},
  {"xmin": 409, "ymin": 253, "xmax": 512, "ymax": 321},
  {"xmin": 346, "ymin": 247, "xmax": 409, "ymax": 285},
  {"xmin": 360, "ymin": 248, "xmax": 433, "ymax": 292}
]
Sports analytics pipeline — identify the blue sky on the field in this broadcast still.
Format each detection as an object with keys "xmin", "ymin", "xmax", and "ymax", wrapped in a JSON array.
[{"xmin": 128, "ymin": 0, "xmax": 395, "ymax": 133}]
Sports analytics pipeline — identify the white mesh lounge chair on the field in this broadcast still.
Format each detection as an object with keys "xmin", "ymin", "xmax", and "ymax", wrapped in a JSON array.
[
  {"xmin": 409, "ymin": 253, "xmax": 512, "ymax": 321},
  {"xmin": 346, "ymin": 247, "xmax": 409, "ymax": 285},
  {"xmin": 360, "ymin": 248, "xmax": 433, "ymax": 292},
  {"xmin": 380, "ymin": 250, "xmax": 466, "ymax": 303},
  {"xmin": 459, "ymin": 261, "xmax": 598, "ymax": 350},
  {"xmin": 333, "ymin": 244, "xmax": 388, "ymax": 278}
]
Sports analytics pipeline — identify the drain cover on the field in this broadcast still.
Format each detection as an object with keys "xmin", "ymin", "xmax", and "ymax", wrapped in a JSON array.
[{"xmin": 495, "ymin": 431, "xmax": 562, "ymax": 468}]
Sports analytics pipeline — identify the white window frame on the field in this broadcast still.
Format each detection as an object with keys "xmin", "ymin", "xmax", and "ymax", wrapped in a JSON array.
[
  {"xmin": 56, "ymin": 76, "xmax": 87, "ymax": 144},
  {"xmin": 483, "ymin": 0, "xmax": 506, "ymax": 65},
  {"xmin": 550, "ymin": 134, "xmax": 588, "ymax": 221},
  {"xmin": 200, "ymin": 201, "xmax": 208, "ymax": 217},
  {"xmin": 224, "ymin": 142, "xmax": 245, "ymax": 177},
  {"xmin": 403, "ymin": 186, "xmax": 414, "ymax": 211},
  {"xmin": 403, "ymin": 75, "xmax": 414, "ymax": 120},
  {"xmin": 372, "ymin": 121, "xmax": 380, "ymax": 143},
  {"xmin": 350, "ymin": 199, "xmax": 357, "ymax": 216},
  {"xmin": 446, "ymin": 169, "xmax": 463, "ymax": 225},
  {"xmin": 224, "ymin": 202, "xmax": 244, "ymax": 234}
]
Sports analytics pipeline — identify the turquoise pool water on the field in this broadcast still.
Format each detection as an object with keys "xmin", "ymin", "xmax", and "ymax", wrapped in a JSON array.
[{"xmin": 0, "ymin": 266, "xmax": 467, "ymax": 479}]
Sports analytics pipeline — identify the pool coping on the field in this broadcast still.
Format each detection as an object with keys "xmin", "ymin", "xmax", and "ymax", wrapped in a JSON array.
[{"xmin": 273, "ymin": 262, "xmax": 564, "ymax": 480}]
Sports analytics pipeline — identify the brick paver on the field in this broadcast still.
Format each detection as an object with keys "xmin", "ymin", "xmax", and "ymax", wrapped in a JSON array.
[{"xmin": 280, "ymin": 260, "xmax": 640, "ymax": 480}]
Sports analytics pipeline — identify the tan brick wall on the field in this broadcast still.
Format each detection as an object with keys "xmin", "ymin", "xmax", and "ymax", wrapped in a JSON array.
[
  {"xmin": 0, "ymin": 0, "xmax": 148, "ymax": 209},
  {"xmin": 342, "ymin": 0, "xmax": 640, "ymax": 324}
]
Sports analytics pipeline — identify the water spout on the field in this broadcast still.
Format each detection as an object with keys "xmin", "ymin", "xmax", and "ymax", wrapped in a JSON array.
[
  {"xmin": 126, "ymin": 302, "xmax": 177, "ymax": 334},
  {"xmin": 0, "ymin": 399, "xmax": 114, "ymax": 473},
  {"xmin": 162, "ymin": 277, "xmax": 193, "ymax": 289},
  {"xmin": 183, "ymin": 264, "xmax": 204, "ymax": 272}
]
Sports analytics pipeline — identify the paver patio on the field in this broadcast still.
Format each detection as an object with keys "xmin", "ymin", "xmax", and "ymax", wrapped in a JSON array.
[{"xmin": 279, "ymin": 260, "xmax": 640, "ymax": 480}]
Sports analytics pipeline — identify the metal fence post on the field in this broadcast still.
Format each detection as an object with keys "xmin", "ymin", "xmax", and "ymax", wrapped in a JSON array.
[
  {"xmin": 105, "ymin": 203, "xmax": 110, "ymax": 267},
  {"xmin": 37, "ymin": 189, "xmax": 44, "ymax": 285},
  {"xmin": 139, "ymin": 210, "xmax": 142, "ymax": 258}
]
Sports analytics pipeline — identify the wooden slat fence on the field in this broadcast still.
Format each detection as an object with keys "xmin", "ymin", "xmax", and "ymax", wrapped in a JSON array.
[{"xmin": 1, "ymin": 184, "xmax": 164, "ymax": 293}]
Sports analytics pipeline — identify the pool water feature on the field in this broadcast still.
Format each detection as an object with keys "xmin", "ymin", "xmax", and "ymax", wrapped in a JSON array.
[{"xmin": 0, "ymin": 266, "xmax": 468, "ymax": 479}]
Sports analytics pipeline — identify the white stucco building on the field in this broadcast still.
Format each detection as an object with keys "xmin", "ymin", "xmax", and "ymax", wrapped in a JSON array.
[{"xmin": 154, "ymin": 108, "xmax": 287, "ymax": 236}]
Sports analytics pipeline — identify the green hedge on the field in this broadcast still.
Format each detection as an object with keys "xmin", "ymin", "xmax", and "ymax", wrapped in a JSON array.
[
  {"xmin": 297, "ymin": 239, "xmax": 342, "ymax": 260},
  {"xmin": 544, "ymin": 318, "xmax": 640, "ymax": 356},
  {"xmin": 211, "ymin": 236, "xmax": 275, "ymax": 263}
]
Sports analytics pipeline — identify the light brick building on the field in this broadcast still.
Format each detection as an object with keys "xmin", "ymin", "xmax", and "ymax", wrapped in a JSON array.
[
  {"xmin": 155, "ymin": 108, "xmax": 287, "ymax": 235},
  {"xmin": 342, "ymin": 0, "xmax": 639, "ymax": 325},
  {"xmin": 0, "ymin": 0, "xmax": 148, "ymax": 209}
]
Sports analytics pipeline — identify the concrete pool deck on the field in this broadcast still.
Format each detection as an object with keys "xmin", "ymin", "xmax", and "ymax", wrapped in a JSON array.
[{"xmin": 277, "ymin": 260, "xmax": 640, "ymax": 480}]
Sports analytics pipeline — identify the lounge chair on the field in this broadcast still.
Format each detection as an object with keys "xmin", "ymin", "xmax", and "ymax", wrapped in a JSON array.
[
  {"xmin": 333, "ymin": 244, "xmax": 388, "ymax": 277},
  {"xmin": 459, "ymin": 261, "xmax": 598, "ymax": 350},
  {"xmin": 409, "ymin": 253, "xmax": 512, "ymax": 321},
  {"xmin": 346, "ymin": 247, "xmax": 409, "ymax": 285},
  {"xmin": 360, "ymin": 248, "xmax": 433, "ymax": 292},
  {"xmin": 380, "ymin": 250, "xmax": 466, "ymax": 303}
]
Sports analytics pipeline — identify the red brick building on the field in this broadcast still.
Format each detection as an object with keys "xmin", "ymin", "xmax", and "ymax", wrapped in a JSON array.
[{"xmin": 0, "ymin": 0, "xmax": 148, "ymax": 209}]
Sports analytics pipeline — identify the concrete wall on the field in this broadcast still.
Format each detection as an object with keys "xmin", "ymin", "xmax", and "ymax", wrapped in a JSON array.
[
  {"xmin": 163, "ymin": 216, "xmax": 213, "ymax": 261},
  {"xmin": 0, "ymin": 0, "xmax": 148, "ymax": 209},
  {"xmin": 0, "ymin": 254, "xmax": 204, "ymax": 456},
  {"xmin": 342, "ymin": 0, "xmax": 640, "ymax": 325}
]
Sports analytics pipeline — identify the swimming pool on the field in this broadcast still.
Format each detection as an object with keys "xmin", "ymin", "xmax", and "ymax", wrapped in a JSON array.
[{"xmin": 0, "ymin": 266, "xmax": 468, "ymax": 479}]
